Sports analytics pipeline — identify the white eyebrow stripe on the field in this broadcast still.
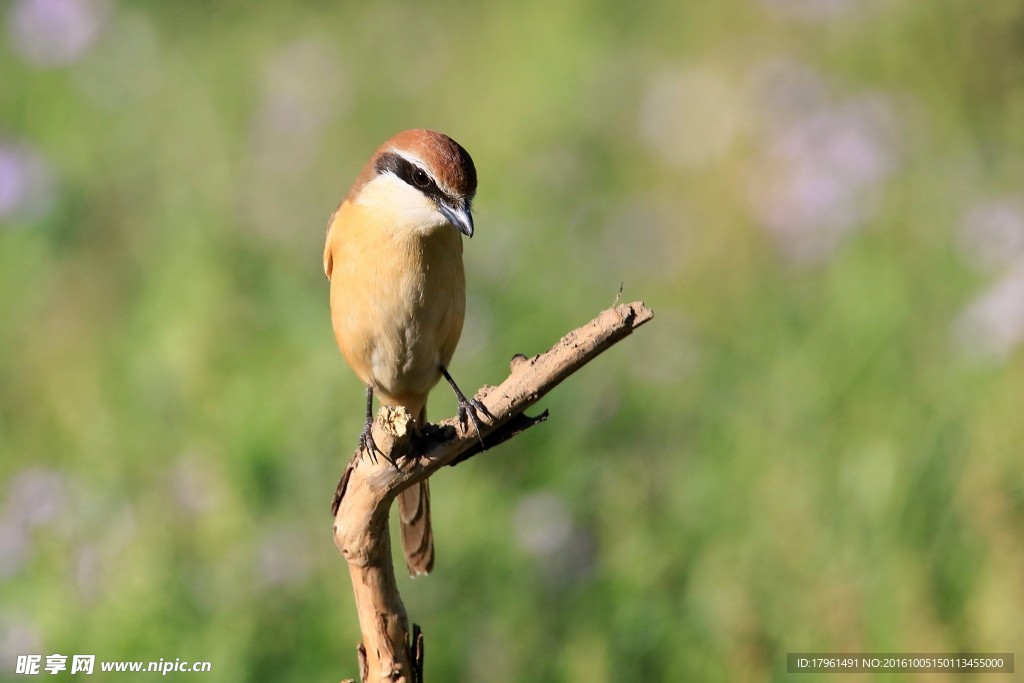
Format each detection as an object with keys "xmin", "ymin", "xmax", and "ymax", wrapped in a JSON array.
[{"xmin": 390, "ymin": 149, "xmax": 428, "ymax": 172}]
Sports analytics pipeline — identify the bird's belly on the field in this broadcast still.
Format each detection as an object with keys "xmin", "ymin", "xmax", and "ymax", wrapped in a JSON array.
[
  {"xmin": 369, "ymin": 333, "xmax": 438, "ymax": 401},
  {"xmin": 333, "ymin": 251, "xmax": 464, "ymax": 407}
]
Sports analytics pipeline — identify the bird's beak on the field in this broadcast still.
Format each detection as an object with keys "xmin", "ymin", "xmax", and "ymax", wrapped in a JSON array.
[{"xmin": 438, "ymin": 199, "xmax": 474, "ymax": 238}]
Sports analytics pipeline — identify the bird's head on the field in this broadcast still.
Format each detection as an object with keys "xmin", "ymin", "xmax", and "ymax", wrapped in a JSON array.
[{"xmin": 349, "ymin": 129, "xmax": 477, "ymax": 238}]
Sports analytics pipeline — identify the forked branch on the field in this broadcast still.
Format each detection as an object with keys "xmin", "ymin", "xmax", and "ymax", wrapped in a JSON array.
[{"xmin": 332, "ymin": 301, "xmax": 654, "ymax": 682}]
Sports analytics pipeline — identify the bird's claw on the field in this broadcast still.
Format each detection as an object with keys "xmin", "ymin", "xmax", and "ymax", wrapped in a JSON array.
[
  {"xmin": 358, "ymin": 420, "xmax": 395, "ymax": 467},
  {"xmin": 457, "ymin": 398, "xmax": 493, "ymax": 449},
  {"xmin": 439, "ymin": 365, "xmax": 492, "ymax": 450}
]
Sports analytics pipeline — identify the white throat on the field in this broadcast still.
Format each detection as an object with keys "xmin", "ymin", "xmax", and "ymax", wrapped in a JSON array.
[{"xmin": 357, "ymin": 173, "xmax": 448, "ymax": 236}]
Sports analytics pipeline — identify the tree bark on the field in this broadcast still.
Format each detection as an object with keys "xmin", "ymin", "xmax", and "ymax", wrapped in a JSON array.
[{"xmin": 332, "ymin": 301, "xmax": 654, "ymax": 682}]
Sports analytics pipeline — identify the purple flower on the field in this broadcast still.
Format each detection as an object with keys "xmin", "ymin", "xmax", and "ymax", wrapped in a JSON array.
[
  {"xmin": 6, "ymin": 0, "xmax": 107, "ymax": 67},
  {"xmin": 4, "ymin": 468, "xmax": 65, "ymax": 528},
  {"xmin": 0, "ymin": 520, "xmax": 29, "ymax": 579},
  {"xmin": 746, "ymin": 84, "xmax": 901, "ymax": 264},
  {"xmin": 958, "ymin": 200, "xmax": 1024, "ymax": 273},
  {"xmin": 953, "ymin": 267, "xmax": 1024, "ymax": 361},
  {"xmin": 0, "ymin": 143, "xmax": 56, "ymax": 223}
]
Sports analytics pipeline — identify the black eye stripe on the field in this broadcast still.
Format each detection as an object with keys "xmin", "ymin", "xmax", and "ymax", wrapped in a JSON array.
[{"xmin": 375, "ymin": 152, "xmax": 447, "ymax": 204}]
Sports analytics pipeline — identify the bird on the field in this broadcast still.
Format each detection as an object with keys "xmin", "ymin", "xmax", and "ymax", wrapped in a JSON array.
[{"xmin": 323, "ymin": 129, "xmax": 487, "ymax": 576}]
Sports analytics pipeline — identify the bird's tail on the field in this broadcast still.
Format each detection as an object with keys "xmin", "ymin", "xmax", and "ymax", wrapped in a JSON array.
[{"xmin": 397, "ymin": 405, "xmax": 434, "ymax": 576}]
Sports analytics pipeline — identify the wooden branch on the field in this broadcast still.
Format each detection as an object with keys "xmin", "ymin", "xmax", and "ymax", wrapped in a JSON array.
[{"xmin": 331, "ymin": 301, "xmax": 654, "ymax": 682}]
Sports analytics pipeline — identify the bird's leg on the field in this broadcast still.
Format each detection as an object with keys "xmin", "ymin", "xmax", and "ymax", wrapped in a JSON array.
[
  {"xmin": 440, "ymin": 365, "xmax": 492, "ymax": 449},
  {"xmin": 358, "ymin": 385, "xmax": 393, "ymax": 465}
]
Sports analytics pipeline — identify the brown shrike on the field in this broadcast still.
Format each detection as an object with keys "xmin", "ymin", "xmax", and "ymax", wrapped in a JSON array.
[{"xmin": 324, "ymin": 129, "xmax": 486, "ymax": 576}]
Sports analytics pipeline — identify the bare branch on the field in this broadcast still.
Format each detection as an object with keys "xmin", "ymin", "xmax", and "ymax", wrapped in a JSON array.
[{"xmin": 332, "ymin": 301, "xmax": 654, "ymax": 682}]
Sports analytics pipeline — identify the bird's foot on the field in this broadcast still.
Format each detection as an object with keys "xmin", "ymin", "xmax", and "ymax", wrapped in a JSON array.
[
  {"xmin": 456, "ymin": 396, "xmax": 493, "ymax": 450},
  {"xmin": 358, "ymin": 384, "xmax": 397, "ymax": 467},
  {"xmin": 440, "ymin": 365, "xmax": 492, "ymax": 450},
  {"xmin": 358, "ymin": 417, "xmax": 395, "ymax": 467}
]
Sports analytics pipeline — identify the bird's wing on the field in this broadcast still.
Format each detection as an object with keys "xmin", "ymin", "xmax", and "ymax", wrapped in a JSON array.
[{"xmin": 323, "ymin": 202, "xmax": 344, "ymax": 280}]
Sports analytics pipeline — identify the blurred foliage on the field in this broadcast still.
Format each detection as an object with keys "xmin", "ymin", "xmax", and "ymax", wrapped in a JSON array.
[{"xmin": 2, "ymin": 0, "xmax": 1024, "ymax": 681}]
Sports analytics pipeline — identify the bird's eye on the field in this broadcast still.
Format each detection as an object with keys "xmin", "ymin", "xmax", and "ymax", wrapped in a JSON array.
[{"xmin": 412, "ymin": 167, "xmax": 431, "ymax": 188}]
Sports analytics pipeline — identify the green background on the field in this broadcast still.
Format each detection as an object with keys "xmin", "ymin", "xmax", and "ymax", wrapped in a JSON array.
[{"xmin": 2, "ymin": 1, "xmax": 1022, "ymax": 680}]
